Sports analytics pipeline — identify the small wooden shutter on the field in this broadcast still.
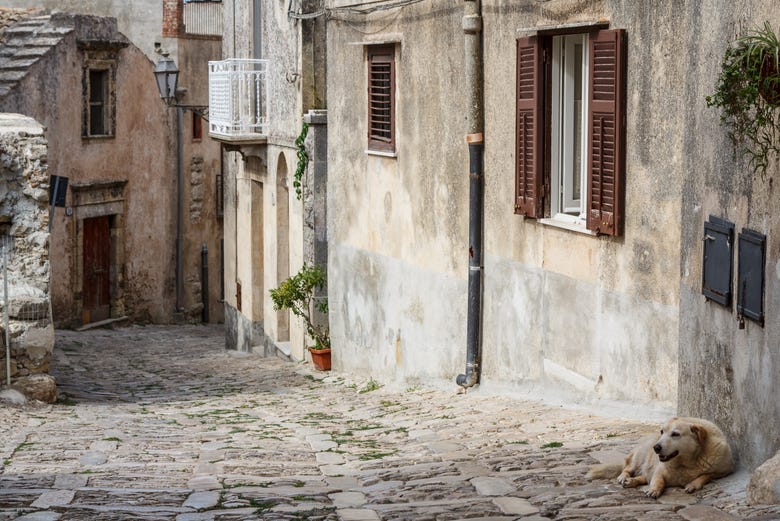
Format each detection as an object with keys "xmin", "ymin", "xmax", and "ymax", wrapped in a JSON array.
[
  {"xmin": 586, "ymin": 29, "xmax": 626, "ymax": 235},
  {"xmin": 515, "ymin": 36, "xmax": 543, "ymax": 217},
  {"xmin": 367, "ymin": 45, "xmax": 395, "ymax": 152}
]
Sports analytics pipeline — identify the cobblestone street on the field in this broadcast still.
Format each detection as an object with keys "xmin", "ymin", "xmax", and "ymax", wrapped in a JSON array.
[{"xmin": 1, "ymin": 325, "xmax": 779, "ymax": 520}]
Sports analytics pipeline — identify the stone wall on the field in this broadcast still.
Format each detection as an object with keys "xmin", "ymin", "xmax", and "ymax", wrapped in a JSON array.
[{"xmin": 0, "ymin": 113, "xmax": 54, "ymax": 402}]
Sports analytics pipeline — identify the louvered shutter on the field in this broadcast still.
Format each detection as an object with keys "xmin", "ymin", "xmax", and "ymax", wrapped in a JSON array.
[
  {"xmin": 515, "ymin": 36, "xmax": 543, "ymax": 217},
  {"xmin": 586, "ymin": 29, "xmax": 626, "ymax": 235},
  {"xmin": 368, "ymin": 45, "xmax": 395, "ymax": 152}
]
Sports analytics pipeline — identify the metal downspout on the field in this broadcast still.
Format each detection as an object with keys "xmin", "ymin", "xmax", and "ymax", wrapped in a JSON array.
[
  {"xmin": 176, "ymin": 106, "xmax": 184, "ymax": 312},
  {"xmin": 456, "ymin": 0, "xmax": 484, "ymax": 389}
]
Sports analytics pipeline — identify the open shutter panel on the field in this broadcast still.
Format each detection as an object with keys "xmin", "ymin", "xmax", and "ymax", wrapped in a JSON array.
[
  {"xmin": 515, "ymin": 36, "xmax": 543, "ymax": 218},
  {"xmin": 586, "ymin": 29, "xmax": 626, "ymax": 236}
]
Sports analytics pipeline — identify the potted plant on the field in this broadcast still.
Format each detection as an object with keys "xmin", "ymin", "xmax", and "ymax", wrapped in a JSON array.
[
  {"xmin": 707, "ymin": 21, "xmax": 780, "ymax": 175},
  {"xmin": 270, "ymin": 263, "xmax": 331, "ymax": 370}
]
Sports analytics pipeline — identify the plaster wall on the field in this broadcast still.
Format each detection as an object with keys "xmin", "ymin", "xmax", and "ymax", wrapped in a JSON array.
[
  {"xmin": 327, "ymin": 0, "xmax": 682, "ymax": 409},
  {"xmin": 177, "ymin": 37, "xmax": 225, "ymax": 323},
  {"xmin": 677, "ymin": 0, "xmax": 780, "ymax": 469},
  {"xmin": 0, "ymin": 16, "xmax": 177, "ymax": 324},
  {"xmin": 220, "ymin": 0, "xmax": 310, "ymax": 356}
]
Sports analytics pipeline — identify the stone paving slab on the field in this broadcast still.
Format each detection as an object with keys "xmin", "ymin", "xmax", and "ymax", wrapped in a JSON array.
[{"xmin": 0, "ymin": 325, "xmax": 779, "ymax": 520}]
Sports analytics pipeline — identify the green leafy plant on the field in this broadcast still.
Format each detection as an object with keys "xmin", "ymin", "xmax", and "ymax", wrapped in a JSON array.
[
  {"xmin": 707, "ymin": 22, "xmax": 780, "ymax": 175},
  {"xmin": 270, "ymin": 263, "xmax": 330, "ymax": 350},
  {"xmin": 293, "ymin": 121, "xmax": 310, "ymax": 200}
]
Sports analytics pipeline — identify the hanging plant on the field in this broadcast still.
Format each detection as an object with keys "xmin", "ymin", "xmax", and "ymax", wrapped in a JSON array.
[
  {"xmin": 293, "ymin": 121, "xmax": 309, "ymax": 200},
  {"xmin": 706, "ymin": 22, "xmax": 780, "ymax": 175}
]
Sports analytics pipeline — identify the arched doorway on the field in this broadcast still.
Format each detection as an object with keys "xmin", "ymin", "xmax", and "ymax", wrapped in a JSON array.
[{"xmin": 276, "ymin": 153, "xmax": 290, "ymax": 342}]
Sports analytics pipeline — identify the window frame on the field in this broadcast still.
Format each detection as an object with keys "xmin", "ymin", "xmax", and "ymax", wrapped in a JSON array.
[
  {"xmin": 515, "ymin": 27, "xmax": 626, "ymax": 237},
  {"xmin": 367, "ymin": 44, "xmax": 396, "ymax": 153},
  {"xmin": 82, "ymin": 56, "xmax": 117, "ymax": 139}
]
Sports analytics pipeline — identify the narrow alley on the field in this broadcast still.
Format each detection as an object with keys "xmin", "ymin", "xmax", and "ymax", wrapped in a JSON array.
[{"xmin": 0, "ymin": 326, "xmax": 777, "ymax": 521}]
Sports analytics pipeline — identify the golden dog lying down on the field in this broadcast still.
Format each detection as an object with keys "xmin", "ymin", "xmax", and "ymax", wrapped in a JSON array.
[{"xmin": 588, "ymin": 417, "xmax": 734, "ymax": 498}]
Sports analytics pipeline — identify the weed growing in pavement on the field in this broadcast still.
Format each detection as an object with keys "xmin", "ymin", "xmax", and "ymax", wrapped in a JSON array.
[
  {"xmin": 293, "ymin": 480, "xmax": 306, "ymax": 488},
  {"xmin": 55, "ymin": 395, "xmax": 78, "ymax": 406},
  {"xmin": 303, "ymin": 412, "xmax": 338, "ymax": 421},
  {"xmin": 380, "ymin": 400, "xmax": 400, "ymax": 407},
  {"xmin": 542, "ymin": 441, "xmax": 564, "ymax": 449},
  {"xmin": 2, "ymin": 459, "xmax": 10, "ymax": 466},
  {"xmin": 358, "ymin": 378, "xmax": 382, "ymax": 393},
  {"xmin": 606, "ymin": 432, "xmax": 618, "ymax": 438},
  {"xmin": 509, "ymin": 440, "xmax": 529, "ymax": 445},
  {"xmin": 251, "ymin": 498, "xmax": 277, "ymax": 512},
  {"xmin": 12, "ymin": 442, "xmax": 34, "ymax": 455},
  {"xmin": 405, "ymin": 385, "xmax": 421, "ymax": 392},
  {"xmin": 359, "ymin": 450, "xmax": 397, "ymax": 460},
  {"xmin": 102, "ymin": 437, "xmax": 122, "ymax": 442}
]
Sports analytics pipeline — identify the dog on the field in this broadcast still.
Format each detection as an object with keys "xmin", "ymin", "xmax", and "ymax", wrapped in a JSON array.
[{"xmin": 588, "ymin": 417, "xmax": 734, "ymax": 498}]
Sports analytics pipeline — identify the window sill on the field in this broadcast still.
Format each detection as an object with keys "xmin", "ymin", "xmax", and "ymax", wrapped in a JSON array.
[
  {"xmin": 538, "ymin": 216, "xmax": 597, "ymax": 236},
  {"xmin": 365, "ymin": 149, "xmax": 397, "ymax": 158}
]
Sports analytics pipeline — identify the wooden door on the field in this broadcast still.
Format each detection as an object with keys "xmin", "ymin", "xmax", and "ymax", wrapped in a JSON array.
[{"xmin": 82, "ymin": 216, "xmax": 110, "ymax": 323}]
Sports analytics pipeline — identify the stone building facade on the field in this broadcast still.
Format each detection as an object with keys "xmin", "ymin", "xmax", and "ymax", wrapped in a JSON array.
[
  {"xmin": 0, "ymin": 114, "xmax": 55, "ymax": 402},
  {"xmin": 324, "ymin": 0, "xmax": 780, "ymax": 472},
  {"xmin": 215, "ymin": 0, "xmax": 327, "ymax": 358},
  {"xmin": 0, "ymin": 12, "xmax": 177, "ymax": 326},
  {"xmin": 0, "ymin": 5, "xmax": 225, "ymax": 326}
]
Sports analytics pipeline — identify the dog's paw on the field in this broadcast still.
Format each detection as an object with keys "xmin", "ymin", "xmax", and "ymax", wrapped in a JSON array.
[
  {"xmin": 684, "ymin": 483, "xmax": 701, "ymax": 493},
  {"xmin": 621, "ymin": 477, "xmax": 641, "ymax": 488},
  {"xmin": 645, "ymin": 487, "xmax": 663, "ymax": 499},
  {"xmin": 616, "ymin": 472, "xmax": 630, "ymax": 486}
]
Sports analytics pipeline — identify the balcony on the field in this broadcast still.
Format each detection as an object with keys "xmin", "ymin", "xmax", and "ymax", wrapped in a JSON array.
[{"xmin": 208, "ymin": 59, "xmax": 268, "ymax": 145}]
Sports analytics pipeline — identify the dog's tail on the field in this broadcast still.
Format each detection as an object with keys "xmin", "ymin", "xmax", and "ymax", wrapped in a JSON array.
[{"xmin": 587, "ymin": 463, "xmax": 623, "ymax": 480}]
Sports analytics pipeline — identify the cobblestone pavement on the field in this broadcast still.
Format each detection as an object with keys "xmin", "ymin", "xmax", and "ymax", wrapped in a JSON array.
[{"xmin": 1, "ymin": 325, "xmax": 780, "ymax": 521}]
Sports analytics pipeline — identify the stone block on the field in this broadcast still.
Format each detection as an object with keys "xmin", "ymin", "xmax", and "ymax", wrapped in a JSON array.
[
  {"xmin": 11, "ymin": 373, "xmax": 56, "ymax": 402},
  {"xmin": 748, "ymin": 450, "xmax": 780, "ymax": 505}
]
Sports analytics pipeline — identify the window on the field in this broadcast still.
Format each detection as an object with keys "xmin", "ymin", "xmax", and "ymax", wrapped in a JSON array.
[
  {"xmin": 82, "ymin": 54, "xmax": 117, "ymax": 139},
  {"xmin": 367, "ymin": 44, "xmax": 395, "ymax": 153},
  {"xmin": 192, "ymin": 113, "xmax": 203, "ymax": 141},
  {"xmin": 88, "ymin": 69, "xmax": 109, "ymax": 136},
  {"xmin": 515, "ymin": 29, "xmax": 626, "ymax": 236}
]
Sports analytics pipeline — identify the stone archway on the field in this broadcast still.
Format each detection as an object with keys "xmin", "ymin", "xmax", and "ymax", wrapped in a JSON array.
[{"xmin": 276, "ymin": 152, "xmax": 290, "ymax": 342}]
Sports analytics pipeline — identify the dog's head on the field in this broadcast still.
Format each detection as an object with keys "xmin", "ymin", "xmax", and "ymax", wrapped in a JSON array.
[{"xmin": 652, "ymin": 417, "xmax": 707, "ymax": 463}]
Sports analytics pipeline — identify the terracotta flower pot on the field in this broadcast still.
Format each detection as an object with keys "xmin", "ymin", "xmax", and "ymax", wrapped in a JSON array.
[{"xmin": 308, "ymin": 347, "xmax": 331, "ymax": 371}]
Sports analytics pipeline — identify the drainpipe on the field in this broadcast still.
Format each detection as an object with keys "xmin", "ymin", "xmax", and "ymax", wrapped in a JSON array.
[
  {"xmin": 456, "ymin": 0, "xmax": 484, "ymax": 390},
  {"xmin": 176, "ymin": 106, "xmax": 184, "ymax": 312}
]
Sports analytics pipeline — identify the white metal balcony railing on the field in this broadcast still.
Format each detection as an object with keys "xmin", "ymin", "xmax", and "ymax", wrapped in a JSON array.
[
  {"xmin": 183, "ymin": 0, "xmax": 223, "ymax": 37},
  {"xmin": 208, "ymin": 59, "xmax": 269, "ymax": 139}
]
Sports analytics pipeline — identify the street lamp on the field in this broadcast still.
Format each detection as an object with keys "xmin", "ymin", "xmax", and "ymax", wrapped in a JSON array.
[
  {"xmin": 153, "ymin": 52, "xmax": 208, "ymax": 118},
  {"xmin": 153, "ymin": 52, "xmax": 179, "ymax": 104}
]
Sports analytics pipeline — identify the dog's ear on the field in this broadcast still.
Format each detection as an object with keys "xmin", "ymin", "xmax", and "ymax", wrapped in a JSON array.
[{"xmin": 690, "ymin": 424, "xmax": 707, "ymax": 444}]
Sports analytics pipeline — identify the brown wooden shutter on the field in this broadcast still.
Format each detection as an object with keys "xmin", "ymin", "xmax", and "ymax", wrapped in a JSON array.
[
  {"xmin": 586, "ymin": 29, "xmax": 626, "ymax": 235},
  {"xmin": 515, "ymin": 36, "xmax": 543, "ymax": 217},
  {"xmin": 367, "ymin": 45, "xmax": 396, "ymax": 152}
]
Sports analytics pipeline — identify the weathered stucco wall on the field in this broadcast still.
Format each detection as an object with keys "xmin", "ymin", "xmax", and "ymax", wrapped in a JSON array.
[
  {"xmin": 177, "ymin": 37, "xmax": 225, "ymax": 323},
  {"xmin": 677, "ymin": 0, "xmax": 780, "ymax": 469},
  {"xmin": 0, "ymin": 114, "xmax": 55, "ymax": 402},
  {"xmin": 327, "ymin": 0, "xmax": 681, "ymax": 410},
  {"xmin": 221, "ymin": 0, "xmax": 308, "ymax": 357},
  {"xmin": 0, "ymin": 14, "xmax": 177, "ymax": 325}
]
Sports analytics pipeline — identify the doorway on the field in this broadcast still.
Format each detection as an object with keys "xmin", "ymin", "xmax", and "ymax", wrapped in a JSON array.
[{"xmin": 82, "ymin": 215, "xmax": 111, "ymax": 323}]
